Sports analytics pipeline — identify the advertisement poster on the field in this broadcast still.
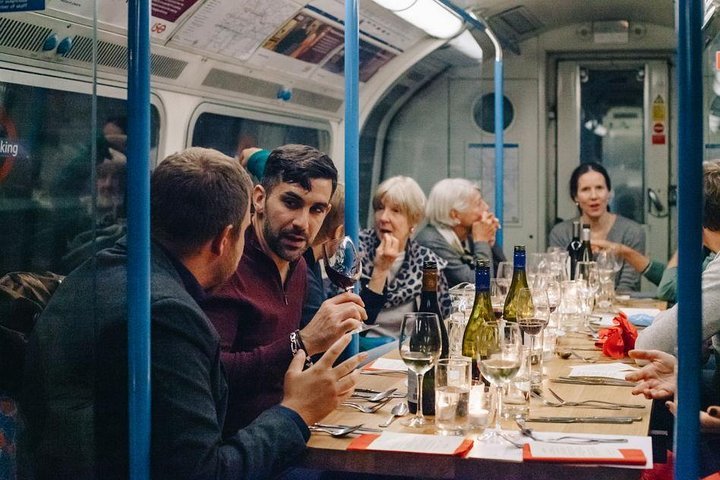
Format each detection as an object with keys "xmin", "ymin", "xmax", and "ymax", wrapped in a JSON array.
[
  {"xmin": 0, "ymin": 0, "xmax": 44, "ymax": 12},
  {"xmin": 262, "ymin": 12, "xmax": 344, "ymax": 65},
  {"xmin": 321, "ymin": 39, "xmax": 396, "ymax": 83}
]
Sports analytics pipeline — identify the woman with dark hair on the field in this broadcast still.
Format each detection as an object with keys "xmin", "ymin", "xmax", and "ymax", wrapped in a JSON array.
[{"xmin": 548, "ymin": 162, "xmax": 645, "ymax": 291}]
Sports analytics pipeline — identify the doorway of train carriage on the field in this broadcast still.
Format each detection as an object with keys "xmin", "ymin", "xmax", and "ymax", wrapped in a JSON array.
[{"xmin": 555, "ymin": 60, "xmax": 671, "ymax": 287}]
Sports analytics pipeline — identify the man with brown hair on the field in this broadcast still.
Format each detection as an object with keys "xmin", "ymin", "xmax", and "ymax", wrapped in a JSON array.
[{"xmin": 22, "ymin": 147, "xmax": 362, "ymax": 479}]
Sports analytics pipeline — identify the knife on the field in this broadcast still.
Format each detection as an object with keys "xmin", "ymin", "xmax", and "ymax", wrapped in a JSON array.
[
  {"xmin": 313, "ymin": 423, "xmax": 382, "ymax": 433},
  {"xmin": 526, "ymin": 416, "xmax": 642, "ymax": 424},
  {"xmin": 552, "ymin": 376, "xmax": 636, "ymax": 387}
]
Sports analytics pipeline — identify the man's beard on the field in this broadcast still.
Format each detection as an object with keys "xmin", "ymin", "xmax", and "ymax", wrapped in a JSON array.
[{"xmin": 263, "ymin": 220, "xmax": 309, "ymax": 262}]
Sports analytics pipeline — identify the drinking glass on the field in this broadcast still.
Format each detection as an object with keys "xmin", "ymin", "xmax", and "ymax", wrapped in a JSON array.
[
  {"xmin": 575, "ymin": 261, "xmax": 599, "ymax": 322},
  {"xmin": 545, "ymin": 280, "xmax": 562, "ymax": 328},
  {"xmin": 477, "ymin": 322, "xmax": 522, "ymax": 440},
  {"xmin": 495, "ymin": 262, "xmax": 513, "ymax": 295},
  {"xmin": 516, "ymin": 288, "xmax": 549, "ymax": 388},
  {"xmin": 399, "ymin": 312, "xmax": 443, "ymax": 427},
  {"xmin": 490, "ymin": 279, "xmax": 505, "ymax": 320},
  {"xmin": 323, "ymin": 236, "xmax": 361, "ymax": 292}
]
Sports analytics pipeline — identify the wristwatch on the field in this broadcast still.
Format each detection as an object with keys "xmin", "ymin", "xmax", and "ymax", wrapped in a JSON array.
[{"xmin": 289, "ymin": 330, "xmax": 313, "ymax": 369}]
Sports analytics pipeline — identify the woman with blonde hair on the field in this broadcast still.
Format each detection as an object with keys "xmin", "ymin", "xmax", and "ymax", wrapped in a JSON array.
[
  {"xmin": 417, "ymin": 178, "xmax": 504, "ymax": 285},
  {"xmin": 358, "ymin": 176, "xmax": 452, "ymax": 349}
]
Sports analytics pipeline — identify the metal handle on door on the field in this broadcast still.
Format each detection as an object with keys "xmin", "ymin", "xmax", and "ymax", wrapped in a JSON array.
[{"xmin": 647, "ymin": 188, "xmax": 669, "ymax": 218}]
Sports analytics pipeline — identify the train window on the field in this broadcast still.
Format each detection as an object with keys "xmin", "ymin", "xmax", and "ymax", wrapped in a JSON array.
[
  {"xmin": 0, "ymin": 80, "xmax": 160, "ymax": 276},
  {"xmin": 473, "ymin": 93, "xmax": 515, "ymax": 133},
  {"xmin": 190, "ymin": 110, "xmax": 331, "ymax": 176}
]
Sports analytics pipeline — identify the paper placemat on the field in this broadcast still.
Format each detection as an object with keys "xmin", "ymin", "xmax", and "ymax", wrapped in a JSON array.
[
  {"xmin": 347, "ymin": 432, "xmax": 473, "ymax": 456},
  {"xmin": 362, "ymin": 358, "xmax": 408, "ymax": 372},
  {"xmin": 569, "ymin": 362, "xmax": 638, "ymax": 380}
]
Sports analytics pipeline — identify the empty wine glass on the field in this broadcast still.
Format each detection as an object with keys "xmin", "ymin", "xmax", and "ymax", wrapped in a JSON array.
[
  {"xmin": 490, "ymin": 279, "xmax": 505, "ymax": 320},
  {"xmin": 399, "ymin": 312, "xmax": 443, "ymax": 427},
  {"xmin": 495, "ymin": 261, "xmax": 513, "ymax": 295},
  {"xmin": 575, "ymin": 261, "xmax": 599, "ymax": 325},
  {"xmin": 477, "ymin": 322, "xmax": 522, "ymax": 441}
]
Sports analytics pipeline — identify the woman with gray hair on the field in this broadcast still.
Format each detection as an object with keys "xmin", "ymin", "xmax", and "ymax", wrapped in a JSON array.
[
  {"xmin": 358, "ymin": 176, "xmax": 452, "ymax": 350},
  {"xmin": 416, "ymin": 178, "xmax": 504, "ymax": 286}
]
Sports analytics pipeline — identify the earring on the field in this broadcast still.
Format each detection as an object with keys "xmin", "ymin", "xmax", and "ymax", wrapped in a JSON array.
[
  {"xmin": 574, "ymin": 201, "xmax": 580, "ymax": 207},
  {"xmin": 410, "ymin": 226, "xmax": 416, "ymax": 233}
]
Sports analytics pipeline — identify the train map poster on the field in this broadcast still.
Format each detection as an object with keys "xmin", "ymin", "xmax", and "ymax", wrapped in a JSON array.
[
  {"xmin": 170, "ymin": 0, "xmax": 301, "ymax": 59},
  {"xmin": 0, "ymin": 0, "xmax": 44, "ymax": 12},
  {"xmin": 466, "ymin": 143, "xmax": 521, "ymax": 224}
]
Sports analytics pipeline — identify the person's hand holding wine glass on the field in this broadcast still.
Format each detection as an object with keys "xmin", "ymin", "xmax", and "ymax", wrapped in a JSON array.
[{"xmin": 399, "ymin": 312, "xmax": 443, "ymax": 428}]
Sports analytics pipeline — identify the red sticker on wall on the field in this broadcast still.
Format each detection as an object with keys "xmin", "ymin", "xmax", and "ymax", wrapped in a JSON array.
[{"xmin": 652, "ymin": 134, "xmax": 666, "ymax": 145}]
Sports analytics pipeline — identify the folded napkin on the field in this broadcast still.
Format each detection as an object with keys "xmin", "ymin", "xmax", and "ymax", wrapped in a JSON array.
[
  {"xmin": 596, "ymin": 313, "xmax": 638, "ymax": 359},
  {"xmin": 627, "ymin": 314, "xmax": 654, "ymax": 327}
]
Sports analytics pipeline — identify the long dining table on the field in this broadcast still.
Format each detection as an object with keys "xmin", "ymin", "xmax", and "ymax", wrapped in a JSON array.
[{"xmin": 298, "ymin": 300, "xmax": 665, "ymax": 479}]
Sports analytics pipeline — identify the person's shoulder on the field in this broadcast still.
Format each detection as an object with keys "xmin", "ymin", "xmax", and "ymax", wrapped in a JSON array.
[
  {"xmin": 415, "ymin": 224, "xmax": 442, "ymax": 244},
  {"xmin": 613, "ymin": 215, "xmax": 645, "ymax": 236},
  {"xmin": 414, "ymin": 241, "xmax": 448, "ymax": 270}
]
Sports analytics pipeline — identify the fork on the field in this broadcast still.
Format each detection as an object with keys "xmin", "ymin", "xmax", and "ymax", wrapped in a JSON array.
[
  {"xmin": 530, "ymin": 390, "xmax": 621, "ymax": 410},
  {"xmin": 341, "ymin": 398, "xmax": 391, "ymax": 413},
  {"xmin": 515, "ymin": 419, "xmax": 628, "ymax": 444},
  {"xmin": 309, "ymin": 424, "xmax": 364, "ymax": 437},
  {"xmin": 547, "ymin": 387, "xmax": 646, "ymax": 409}
]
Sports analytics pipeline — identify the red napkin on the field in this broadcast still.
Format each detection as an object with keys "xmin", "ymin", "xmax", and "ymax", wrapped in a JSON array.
[{"xmin": 595, "ymin": 312, "xmax": 638, "ymax": 359}]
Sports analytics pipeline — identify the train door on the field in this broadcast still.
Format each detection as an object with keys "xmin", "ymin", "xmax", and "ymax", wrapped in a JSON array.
[
  {"xmin": 556, "ymin": 60, "xmax": 671, "ymax": 276},
  {"xmin": 448, "ymin": 78, "xmax": 540, "ymax": 256}
]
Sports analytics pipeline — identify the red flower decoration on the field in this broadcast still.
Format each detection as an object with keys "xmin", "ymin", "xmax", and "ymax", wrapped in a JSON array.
[{"xmin": 595, "ymin": 313, "xmax": 638, "ymax": 358}]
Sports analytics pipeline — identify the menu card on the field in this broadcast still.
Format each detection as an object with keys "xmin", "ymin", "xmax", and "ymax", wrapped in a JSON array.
[
  {"xmin": 568, "ymin": 363, "xmax": 637, "ymax": 380},
  {"xmin": 362, "ymin": 358, "xmax": 408, "ymax": 372},
  {"xmin": 522, "ymin": 443, "xmax": 646, "ymax": 465},
  {"xmin": 347, "ymin": 432, "xmax": 473, "ymax": 456}
]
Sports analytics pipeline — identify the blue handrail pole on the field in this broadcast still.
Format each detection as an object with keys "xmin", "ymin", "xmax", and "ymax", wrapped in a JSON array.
[
  {"xmin": 676, "ymin": 0, "xmax": 703, "ymax": 478},
  {"xmin": 493, "ymin": 57, "xmax": 504, "ymax": 248},
  {"xmin": 344, "ymin": 0, "xmax": 360, "ymax": 356},
  {"xmin": 127, "ymin": 0, "xmax": 152, "ymax": 478}
]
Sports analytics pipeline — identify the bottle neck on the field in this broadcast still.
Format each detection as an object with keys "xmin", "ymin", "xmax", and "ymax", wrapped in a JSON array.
[
  {"xmin": 422, "ymin": 270, "xmax": 438, "ymax": 292},
  {"xmin": 513, "ymin": 251, "xmax": 526, "ymax": 270},
  {"xmin": 475, "ymin": 266, "xmax": 491, "ymax": 293}
]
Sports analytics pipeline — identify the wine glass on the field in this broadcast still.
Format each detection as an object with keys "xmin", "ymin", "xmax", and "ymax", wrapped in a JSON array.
[
  {"xmin": 490, "ymin": 279, "xmax": 505, "ymax": 320},
  {"xmin": 516, "ymin": 288, "xmax": 549, "ymax": 387},
  {"xmin": 323, "ymin": 236, "xmax": 361, "ymax": 292},
  {"xmin": 398, "ymin": 312, "xmax": 443, "ymax": 428},
  {"xmin": 575, "ymin": 261, "xmax": 599, "ymax": 317},
  {"xmin": 495, "ymin": 261, "xmax": 513, "ymax": 295},
  {"xmin": 477, "ymin": 321, "xmax": 522, "ymax": 441}
]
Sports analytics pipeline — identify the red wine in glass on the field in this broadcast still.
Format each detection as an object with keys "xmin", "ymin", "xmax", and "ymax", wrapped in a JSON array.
[
  {"xmin": 325, "ymin": 267, "xmax": 357, "ymax": 291},
  {"xmin": 323, "ymin": 236, "xmax": 361, "ymax": 292}
]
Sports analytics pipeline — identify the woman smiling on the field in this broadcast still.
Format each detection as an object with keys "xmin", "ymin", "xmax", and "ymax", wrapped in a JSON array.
[{"xmin": 548, "ymin": 162, "xmax": 645, "ymax": 291}]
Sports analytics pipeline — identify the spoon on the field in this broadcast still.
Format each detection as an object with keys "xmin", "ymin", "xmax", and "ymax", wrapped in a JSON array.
[
  {"xmin": 557, "ymin": 350, "xmax": 596, "ymax": 363},
  {"xmin": 379, "ymin": 402, "xmax": 409, "ymax": 427}
]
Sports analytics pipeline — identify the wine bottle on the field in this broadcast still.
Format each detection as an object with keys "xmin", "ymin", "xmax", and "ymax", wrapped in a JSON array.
[
  {"xmin": 581, "ymin": 224, "xmax": 593, "ymax": 262},
  {"xmin": 502, "ymin": 245, "xmax": 529, "ymax": 323},
  {"xmin": 407, "ymin": 260, "xmax": 448, "ymax": 415},
  {"xmin": 567, "ymin": 221, "xmax": 585, "ymax": 280},
  {"xmin": 462, "ymin": 259, "xmax": 496, "ymax": 384}
]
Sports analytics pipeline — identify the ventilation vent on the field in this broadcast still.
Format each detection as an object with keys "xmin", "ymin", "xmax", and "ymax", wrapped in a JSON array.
[
  {"xmin": 490, "ymin": 6, "xmax": 543, "ymax": 38},
  {"xmin": 0, "ymin": 17, "xmax": 52, "ymax": 52},
  {"xmin": 65, "ymin": 36, "xmax": 187, "ymax": 79},
  {"xmin": 203, "ymin": 68, "xmax": 342, "ymax": 112}
]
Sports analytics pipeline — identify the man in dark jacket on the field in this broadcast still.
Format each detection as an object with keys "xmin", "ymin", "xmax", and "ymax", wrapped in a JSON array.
[{"xmin": 21, "ymin": 147, "xmax": 362, "ymax": 479}]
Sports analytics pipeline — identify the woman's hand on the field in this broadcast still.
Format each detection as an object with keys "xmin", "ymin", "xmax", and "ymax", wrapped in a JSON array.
[
  {"xmin": 367, "ymin": 233, "xmax": 401, "ymax": 294},
  {"xmin": 664, "ymin": 403, "xmax": 720, "ymax": 434},
  {"xmin": 471, "ymin": 211, "xmax": 500, "ymax": 245},
  {"xmin": 625, "ymin": 349, "xmax": 677, "ymax": 400}
]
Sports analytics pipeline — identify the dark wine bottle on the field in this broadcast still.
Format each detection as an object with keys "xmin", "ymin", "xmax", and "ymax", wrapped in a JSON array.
[
  {"xmin": 462, "ymin": 260, "xmax": 496, "ymax": 384},
  {"xmin": 581, "ymin": 224, "xmax": 593, "ymax": 262},
  {"xmin": 407, "ymin": 260, "xmax": 448, "ymax": 415},
  {"xmin": 567, "ymin": 220, "xmax": 585, "ymax": 280},
  {"xmin": 502, "ymin": 245, "xmax": 529, "ymax": 323}
]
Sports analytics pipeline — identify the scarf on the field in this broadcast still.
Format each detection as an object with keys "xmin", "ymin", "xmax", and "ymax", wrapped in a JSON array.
[{"xmin": 359, "ymin": 229, "xmax": 452, "ymax": 316}]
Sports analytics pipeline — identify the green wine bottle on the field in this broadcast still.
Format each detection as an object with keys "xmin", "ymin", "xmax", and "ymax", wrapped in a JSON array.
[
  {"xmin": 462, "ymin": 259, "xmax": 496, "ymax": 384},
  {"xmin": 502, "ymin": 245, "xmax": 529, "ymax": 323},
  {"xmin": 407, "ymin": 260, "xmax": 447, "ymax": 415}
]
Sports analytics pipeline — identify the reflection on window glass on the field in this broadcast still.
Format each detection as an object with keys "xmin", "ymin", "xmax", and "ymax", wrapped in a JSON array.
[
  {"xmin": 0, "ymin": 82, "xmax": 160, "ymax": 275},
  {"xmin": 191, "ymin": 112, "xmax": 330, "ymax": 178}
]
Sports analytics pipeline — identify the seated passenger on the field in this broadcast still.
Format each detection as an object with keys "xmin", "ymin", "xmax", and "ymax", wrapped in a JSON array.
[
  {"xmin": 548, "ymin": 161, "xmax": 645, "ymax": 291},
  {"xmin": 636, "ymin": 161, "xmax": 720, "ymax": 360},
  {"xmin": 21, "ymin": 147, "xmax": 362, "ymax": 479},
  {"xmin": 358, "ymin": 176, "xmax": 452, "ymax": 349},
  {"xmin": 202, "ymin": 145, "xmax": 366, "ymax": 434},
  {"xmin": 416, "ymin": 178, "xmax": 505, "ymax": 285},
  {"xmin": 593, "ymin": 239, "xmax": 715, "ymax": 302},
  {"xmin": 301, "ymin": 183, "xmax": 345, "ymax": 328}
]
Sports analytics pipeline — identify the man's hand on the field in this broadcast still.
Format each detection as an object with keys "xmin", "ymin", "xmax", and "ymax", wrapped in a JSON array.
[
  {"xmin": 471, "ymin": 212, "xmax": 500, "ymax": 245},
  {"xmin": 300, "ymin": 292, "xmax": 367, "ymax": 355},
  {"xmin": 625, "ymin": 349, "xmax": 677, "ymax": 400},
  {"xmin": 664, "ymin": 403, "xmax": 720, "ymax": 434},
  {"xmin": 238, "ymin": 147, "xmax": 263, "ymax": 167},
  {"xmin": 281, "ymin": 334, "xmax": 366, "ymax": 426}
]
